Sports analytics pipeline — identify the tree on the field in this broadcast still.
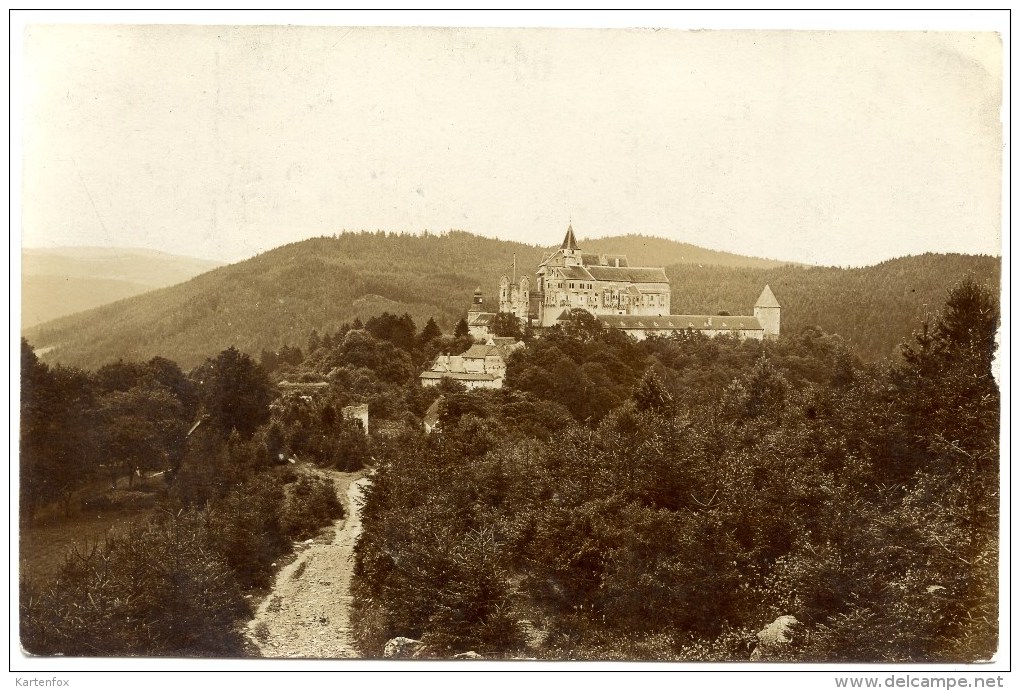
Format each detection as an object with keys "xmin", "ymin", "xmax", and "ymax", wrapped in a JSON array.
[
  {"xmin": 21, "ymin": 343, "xmax": 100, "ymax": 519},
  {"xmin": 454, "ymin": 317, "xmax": 470, "ymax": 339},
  {"xmin": 633, "ymin": 369, "xmax": 674, "ymax": 415},
  {"xmin": 419, "ymin": 317, "xmax": 443, "ymax": 346},
  {"xmin": 307, "ymin": 330, "xmax": 322, "ymax": 354},
  {"xmin": 97, "ymin": 382, "xmax": 189, "ymax": 487},
  {"xmin": 366, "ymin": 312, "xmax": 418, "ymax": 351},
  {"xmin": 931, "ymin": 277, "xmax": 999, "ymax": 366},
  {"xmin": 557, "ymin": 308, "xmax": 603, "ymax": 343},
  {"xmin": 197, "ymin": 347, "xmax": 275, "ymax": 439},
  {"xmin": 145, "ymin": 356, "xmax": 199, "ymax": 412},
  {"xmin": 490, "ymin": 312, "xmax": 523, "ymax": 340}
]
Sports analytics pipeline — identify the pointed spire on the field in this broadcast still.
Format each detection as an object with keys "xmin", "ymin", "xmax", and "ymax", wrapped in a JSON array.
[
  {"xmin": 561, "ymin": 223, "xmax": 579, "ymax": 251},
  {"xmin": 755, "ymin": 284, "xmax": 780, "ymax": 308}
]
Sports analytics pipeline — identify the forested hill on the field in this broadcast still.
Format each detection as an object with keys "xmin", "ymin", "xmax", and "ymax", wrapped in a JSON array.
[
  {"xmin": 23, "ymin": 230, "xmax": 998, "ymax": 370},
  {"xmin": 583, "ymin": 234, "xmax": 795, "ymax": 269},
  {"xmin": 21, "ymin": 231, "xmax": 787, "ymax": 371},
  {"xmin": 24, "ymin": 232, "xmax": 541, "ymax": 371},
  {"xmin": 666, "ymin": 253, "xmax": 1000, "ymax": 362}
]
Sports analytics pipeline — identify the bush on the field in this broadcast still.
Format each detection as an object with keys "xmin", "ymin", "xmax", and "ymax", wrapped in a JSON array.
[
  {"xmin": 205, "ymin": 474, "xmax": 289, "ymax": 588},
  {"xmin": 21, "ymin": 512, "xmax": 250, "ymax": 657},
  {"xmin": 280, "ymin": 475, "xmax": 344, "ymax": 541}
]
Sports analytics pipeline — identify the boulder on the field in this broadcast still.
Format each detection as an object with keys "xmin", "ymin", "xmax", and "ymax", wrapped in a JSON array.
[
  {"xmin": 750, "ymin": 615, "xmax": 800, "ymax": 661},
  {"xmin": 383, "ymin": 637, "xmax": 424, "ymax": 659},
  {"xmin": 453, "ymin": 651, "xmax": 483, "ymax": 660}
]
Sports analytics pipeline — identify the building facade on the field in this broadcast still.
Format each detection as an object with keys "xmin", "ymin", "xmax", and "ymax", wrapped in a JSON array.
[
  {"xmin": 418, "ymin": 341, "xmax": 522, "ymax": 390},
  {"xmin": 533, "ymin": 224, "xmax": 672, "ymax": 328},
  {"xmin": 507, "ymin": 225, "xmax": 781, "ymax": 341}
]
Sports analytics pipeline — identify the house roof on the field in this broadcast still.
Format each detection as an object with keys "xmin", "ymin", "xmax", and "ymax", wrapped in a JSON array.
[
  {"xmin": 597, "ymin": 314, "xmax": 763, "ymax": 331},
  {"xmin": 487, "ymin": 337, "xmax": 526, "ymax": 354},
  {"xmin": 755, "ymin": 284, "xmax": 781, "ymax": 308},
  {"xmin": 462, "ymin": 344, "xmax": 504, "ymax": 359},
  {"xmin": 419, "ymin": 371, "xmax": 497, "ymax": 382},
  {"xmin": 585, "ymin": 266, "xmax": 669, "ymax": 284},
  {"xmin": 468, "ymin": 312, "xmax": 496, "ymax": 326}
]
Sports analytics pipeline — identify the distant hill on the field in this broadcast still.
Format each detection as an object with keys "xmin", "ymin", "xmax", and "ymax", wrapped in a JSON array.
[
  {"xmin": 582, "ymin": 234, "xmax": 795, "ymax": 269},
  {"xmin": 22, "ymin": 231, "xmax": 1000, "ymax": 370},
  {"xmin": 22, "ymin": 247, "xmax": 223, "ymax": 328}
]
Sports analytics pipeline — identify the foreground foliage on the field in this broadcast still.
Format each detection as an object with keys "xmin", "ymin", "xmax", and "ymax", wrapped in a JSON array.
[{"xmin": 353, "ymin": 279, "xmax": 999, "ymax": 661}]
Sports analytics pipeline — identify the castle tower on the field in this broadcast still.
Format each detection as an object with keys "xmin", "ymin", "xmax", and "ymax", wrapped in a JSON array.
[
  {"xmin": 469, "ymin": 286, "xmax": 484, "ymax": 315},
  {"xmin": 561, "ymin": 223, "xmax": 582, "ymax": 267},
  {"xmin": 516, "ymin": 276, "xmax": 530, "ymax": 321},
  {"xmin": 754, "ymin": 285, "xmax": 781, "ymax": 339},
  {"xmin": 499, "ymin": 275, "xmax": 512, "ymax": 312}
]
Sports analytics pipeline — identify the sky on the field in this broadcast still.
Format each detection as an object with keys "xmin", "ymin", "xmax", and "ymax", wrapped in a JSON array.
[{"xmin": 16, "ymin": 12, "xmax": 1005, "ymax": 268}]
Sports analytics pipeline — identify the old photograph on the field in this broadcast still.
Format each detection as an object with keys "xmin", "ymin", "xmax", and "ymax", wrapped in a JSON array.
[{"xmin": 13, "ymin": 12, "xmax": 1005, "ymax": 674}]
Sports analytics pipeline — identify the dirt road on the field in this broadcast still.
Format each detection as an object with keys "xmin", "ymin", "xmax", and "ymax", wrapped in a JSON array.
[{"xmin": 246, "ymin": 470, "xmax": 370, "ymax": 658}]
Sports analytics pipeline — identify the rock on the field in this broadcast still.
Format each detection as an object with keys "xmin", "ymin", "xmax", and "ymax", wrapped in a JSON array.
[
  {"xmin": 383, "ymin": 637, "xmax": 424, "ymax": 659},
  {"xmin": 453, "ymin": 651, "xmax": 483, "ymax": 659},
  {"xmin": 750, "ymin": 615, "xmax": 800, "ymax": 661}
]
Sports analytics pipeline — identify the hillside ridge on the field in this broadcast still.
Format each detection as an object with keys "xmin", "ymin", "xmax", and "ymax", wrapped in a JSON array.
[{"xmin": 22, "ymin": 231, "xmax": 999, "ymax": 370}]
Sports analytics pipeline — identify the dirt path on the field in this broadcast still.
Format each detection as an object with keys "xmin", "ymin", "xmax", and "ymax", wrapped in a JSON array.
[{"xmin": 246, "ymin": 470, "xmax": 370, "ymax": 658}]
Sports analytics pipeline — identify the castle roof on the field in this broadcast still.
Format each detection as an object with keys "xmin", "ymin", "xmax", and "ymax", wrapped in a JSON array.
[
  {"xmin": 552, "ymin": 265, "xmax": 595, "ymax": 280},
  {"xmin": 755, "ymin": 284, "xmax": 780, "ymax": 308},
  {"xmin": 561, "ymin": 224, "xmax": 579, "ymax": 251},
  {"xmin": 596, "ymin": 314, "xmax": 763, "ymax": 332},
  {"xmin": 580, "ymin": 253, "xmax": 629, "ymax": 267},
  {"xmin": 586, "ymin": 266, "xmax": 669, "ymax": 284}
]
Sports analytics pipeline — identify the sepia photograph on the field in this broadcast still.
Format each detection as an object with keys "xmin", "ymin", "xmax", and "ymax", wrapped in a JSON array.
[{"xmin": 11, "ymin": 10, "xmax": 1007, "ymax": 681}]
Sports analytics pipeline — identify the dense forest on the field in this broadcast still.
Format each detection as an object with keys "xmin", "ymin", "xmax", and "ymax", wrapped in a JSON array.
[
  {"xmin": 666, "ymin": 253, "xmax": 1000, "ymax": 363},
  {"xmin": 19, "ymin": 274, "xmax": 1000, "ymax": 660},
  {"xmin": 574, "ymin": 233, "xmax": 795, "ymax": 269},
  {"xmin": 22, "ymin": 231, "xmax": 998, "ymax": 370},
  {"xmin": 571, "ymin": 235, "xmax": 791, "ymax": 271},
  {"xmin": 351, "ymin": 279, "xmax": 999, "ymax": 661}
]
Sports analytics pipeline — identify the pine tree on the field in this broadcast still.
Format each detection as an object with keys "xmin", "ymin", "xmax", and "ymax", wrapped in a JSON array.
[{"xmin": 420, "ymin": 317, "xmax": 442, "ymax": 345}]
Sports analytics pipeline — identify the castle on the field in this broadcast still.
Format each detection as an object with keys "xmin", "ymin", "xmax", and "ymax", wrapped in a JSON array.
[{"xmin": 474, "ymin": 224, "xmax": 781, "ymax": 341}]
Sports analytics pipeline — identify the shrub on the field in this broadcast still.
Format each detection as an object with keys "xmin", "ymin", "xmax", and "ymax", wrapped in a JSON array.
[
  {"xmin": 280, "ymin": 475, "xmax": 344, "ymax": 541},
  {"xmin": 21, "ymin": 512, "xmax": 250, "ymax": 657},
  {"xmin": 205, "ymin": 474, "xmax": 289, "ymax": 588}
]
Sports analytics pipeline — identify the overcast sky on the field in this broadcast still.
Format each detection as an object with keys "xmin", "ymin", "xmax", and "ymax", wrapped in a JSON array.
[{"xmin": 18, "ymin": 17, "xmax": 1004, "ymax": 267}]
